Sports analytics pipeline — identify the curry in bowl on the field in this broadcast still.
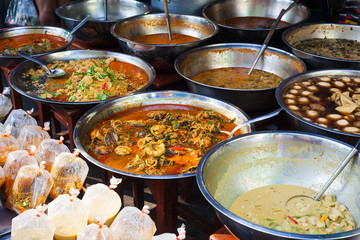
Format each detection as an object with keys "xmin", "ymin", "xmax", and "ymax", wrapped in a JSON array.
[{"xmin": 131, "ymin": 33, "xmax": 200, "ymax": 45}]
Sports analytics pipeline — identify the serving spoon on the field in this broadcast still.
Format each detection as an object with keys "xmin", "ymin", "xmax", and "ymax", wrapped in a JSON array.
[
  {"xmin": 163, "ymin": 0, "xmax": 173, "ymax": 41},
  {"xmin": 285, "ymin": 138, "xmax": 360, "ymax": 206},
  {"xmin": 65, "ymin": 13, "xmax": 91, "ymax": 41}
]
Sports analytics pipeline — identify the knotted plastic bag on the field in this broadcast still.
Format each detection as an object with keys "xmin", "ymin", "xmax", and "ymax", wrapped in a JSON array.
[
  {"xmin": 0, "ymin": 126, "xmax": 20, "ymax": 166},
  {"xmin": 77, "ymin": 217, "xmax": 118, "ymax": 240},
  {"xmin": 6, "ymin": 161, "xmax": 54, "ymax": 214},
  {"xmin": 49, "ymin": 149, "xmax": 89, "ymax": 199},
  {"xmin": 5, "ymin": 0, "xmax": 40, "ymax": 26},
  {"xmin": 18, "ymin": 122, "xmax": 51, "ymax": 151},
  {"xmin": 0, "ymin": 87, "xmax": 12, "ymax": 122},
  {"xmin": 0, "ymin": 166, "xmax": 5, "ymax": 188},
  {"xmin": 152, "ymin": 224, "xmax": 186, "ymax": 240},
  {"xmin": 34, "ymin": 136, "xmax": 70, "ymax": 172},
  {"xmin": 110, "ymin": 205, "xmax": 157, "ymax": 240},
  {"xmin": 48, "ymin": 188, "xmax": 89, "ymax": 240},
  {"xmin": 82, "ymin": 176, "xmax": 122, "ymax": 226},
  {"xmin": 4, "ymin": 108, "xmax": 37, "ymax": 138},
  {"xmin": 2, "ymin": 146, "xmax": 38, "ymax": 198},
  {"xmin": 11, "ymin": 205, "xmax": 55, "ymax": 240}
]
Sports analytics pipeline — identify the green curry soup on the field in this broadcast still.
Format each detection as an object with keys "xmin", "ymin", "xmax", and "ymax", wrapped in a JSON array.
[{"xmin": 230, "ymin": 185, "xmax": 355, "ymax": 234}]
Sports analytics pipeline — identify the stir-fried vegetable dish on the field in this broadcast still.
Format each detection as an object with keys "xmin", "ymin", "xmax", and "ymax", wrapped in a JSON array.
[{"xmin": 86, "ymin": 104, "xmax": 240, "ymax": 175}]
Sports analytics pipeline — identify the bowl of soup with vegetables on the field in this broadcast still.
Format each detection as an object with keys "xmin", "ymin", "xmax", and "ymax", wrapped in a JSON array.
[{"xmin": 197, "ymin": 131, "xmax": 360, "ymax": 240}]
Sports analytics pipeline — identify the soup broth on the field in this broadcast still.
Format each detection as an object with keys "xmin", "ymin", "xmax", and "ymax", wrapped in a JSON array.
[
  {"xmin": 218, "ymin": 16, "xmax": 291, "ymax": 29},
  {"xmin": 132, "ymin": 33, "xmax": 199, "ymax": 45}
]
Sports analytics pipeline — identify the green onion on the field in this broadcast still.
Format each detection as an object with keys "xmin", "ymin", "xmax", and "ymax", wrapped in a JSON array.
[
  {"xmin": 48, "ymin": 92, "xmax": 60, "ymax": 97},
  {"xmin": 68, "ymin": 95, "xmax": 75, "ymax": 102},
  {"xmin": 97, "ymin": 94, "xmax": 107, "ymax": 100},
  {"xmin": 30, "ymin": 75, "xmax": 37, "ymax": 81}
]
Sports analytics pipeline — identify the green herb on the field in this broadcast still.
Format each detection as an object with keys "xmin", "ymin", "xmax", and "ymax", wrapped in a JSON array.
[
  {"xmin": 48, "ymin": 92, "xmax": 60, "ymax": 97},
  {"xmin": 102, "ymin": 90, "xmax": 114, "ymax": 97},
  {"xmin": 64, "ymin": 81, "xmax": 72, "ymax": 86},
  {"xmin": 74, "ymin": 72, "xmax": 84, "ymax": 76},
  {"xmin": 30, "ymin": 75, "xmax": 37, "ymax": 81},
  {"xmin": 68, "ymin": 95, "xmax": 75, "ymax": 102},
  {"xmin": 264, "ymin": 217, "xmax": 275, "ymax": 221},
  {"xmin": 97, "ymin": 94, "xmax": 107, "ymax": 100},
  {"xmin": 71, "ymin": 58, "xmax": 78, "ymax": 62},
  {"xmin": 269, "ymin": 222, "xmax": 279, "ymax": 229},
  {"xmin": 100, "ymin": 60, "xmax": 106, "ymax": 65}
]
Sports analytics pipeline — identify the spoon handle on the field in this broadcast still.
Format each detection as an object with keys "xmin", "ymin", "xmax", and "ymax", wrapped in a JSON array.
[
  {"xmin": 66, "ymin": 13, "xmax": 91, "ymax": 41},
  {"xmin": 163, "ymin": 0, "xmax": 173, "ymax": 41},
  {"xmin": 17, "ymin": 51, "xmax": 51, "ymax": 74}
]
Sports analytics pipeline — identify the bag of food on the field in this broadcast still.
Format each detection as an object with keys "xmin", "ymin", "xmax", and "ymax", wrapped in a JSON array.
[
  {"xmin": 0, "ymin": 87, "xmax": 13, "ymax": 123},
  {"xmin": 82, "ymin": 176, "xmax": 122, "ymax": 226},
  {"xmin": 17, "ymin": 122, "xmax": 51, "ymax": 151},
  {"xmin": 11, "ymin": 205, "xmax": 55, "ymax": 240},
  {"xmin": 6, "ymin": 161, "xmax": 54, "ymax": 214},
  {"xmin": 2, "ymin": 146, "xmax": 38, "ymax": 198},
  {"xmin": 49, "ymin": 149, "xmax": 89, "ymax": 199},
  {"xmin": 0, "ymin": 166, "xmax": 5, "ymax": 188},
  {"xmin": 110, "ymin": 205, "xmax": 157, "ymax": 240},
  {"xmin": 34, "ymin": 136, "xmax": 70, "ymax": 172},
  {"xmin": 77, "ymin": 216, "xmax": 119, "ymax": 240},
  {"xmin": 5, "ymin": 0, "xmax": 40, "ymax": 27},
  {"xmin": 4, "ymin": 108, "xmax": 37, "ymax": 138},
  {"xmin": 0, "ymin": 126, "xmax": 20, "ymax": 166},
  {"xmin": 152, "ymin": 224, "xmax": 186, "ymax": 240},
  {"xmin": 48, "ymin": 188, "xmax": 89, "ymax": 240}
]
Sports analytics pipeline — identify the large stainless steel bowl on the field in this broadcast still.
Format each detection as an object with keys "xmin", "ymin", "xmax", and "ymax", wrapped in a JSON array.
[
  {"xmin": 56, "ymin": 0, "xmax": 151, "ymax": 47},
  {"xmin": 74, "ymin": 91, "xmax": 253, "ymax": 179},
  {"xmin": 9, "ymin": 49, "xmax": 155, "ymax": 108},
  {"xmin": 174, "ymin": 43, "xmax": 306, "ymax": 112},
  {"xmin": 0, "ymin": 26, "xmax": 74, "ymax": 67},
  {"xmin": 276, "ymin": 69, "xmax": 360, "ymax": 145},
  {"xmin": 197, "ymin": 130, "xmax": 360, "ymax": 240},
  {"xmin": 282, "ymin": 23, "xmax": 360, "ymax": 70},
  {"xmin": 203, "ymin": 0, "xmax": 310, "ymax": 47},
  {"xmin": 110, "ymin": 13, "xmax": 218, "ymax": 72},
  {"xmin": 151, "ymin": 0, "xmax": 215, "ymax": 16}
]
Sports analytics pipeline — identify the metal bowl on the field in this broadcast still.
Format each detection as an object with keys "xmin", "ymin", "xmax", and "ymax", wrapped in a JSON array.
[
  {"xmin": 197, "ymin": 130, "xmax": 360, "ymax": 240},
  {"xmin": 55, "ymin": 0, "xmax": 151, "ymax": 47},
  {"xmin": 202, "ymin": 0, "xmax": 310, "ymax": 47},
  {"xmin": 9, "ymin": 49, "xmax": 155, "ymax": 108},
  {"xmin": 282, "ymin": 23, "xmax": 360, "ymax": 70},
  {"xmin": 276, "ymin": 69, "xmax": 360, "ymax": 145},
  {"xmin": 0, "ymin": 26, "xmax": 74, "ymax": 67},
  {"xmin": 74, "ymin": 90, "xmax": 253, "ymax": 180},
  {"xmin": 150, "ymin": 0, "xmax": 215, "ymax": 16},
  {"xmin": 110, "ymin": 13, "xmax": 218, "ymax": 72},
  {"xmin": 174, "ymin": 43, "xmax": 306, "ymax": 112}
]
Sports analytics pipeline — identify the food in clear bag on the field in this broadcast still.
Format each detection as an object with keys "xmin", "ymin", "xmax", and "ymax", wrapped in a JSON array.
[
  {"xmin": 77, "ymin": 216, "xmax": 119, "ymax": 240},
  {"xmin": 0, "ymin": 87, "xmax": 12, "ymax": 122},
  {"xmin": 49, "ymin": 149, "xmax": 89, "ymax": 199},
  {"xmin": 5, "ymin": 0, "xmax": 40, "ymax": 26},
  {"xmin": 34, "ymin": 136, "xmax": 70, "ymax": 172},
  {"xmin": 48, "ymin": 188, "xmax": 89, "ymax": 240},
  {"xmin": 18, "ymin": 121, "xmax": 51, "ymax": 150},
  {"xmin": 0, "ymin": 166, "xmax": 5, "ymax": 188},
  {"xmin": 11, "ymin": 204, "xmax": 55, "ymax": 240},
  {"xmin": 2, "ymin": 146, "xmax": 38, "ymax": 198},
  {"xmin": 110, "ymin": 205, "xmax": 157, "ymax": 240},
  {"xmin": 4, "ymin": 108, "xmax": 37, "ymax": 138},
  {"xmin": 82, "ymin": 176, "xmax": 122, "ymax": 226},
  {"xmin": 0, "ymin": 123, "xmax": 5, "ymax": 133},
  {"xmin": 152, "ymin": 224, "xmax": 186, "ymax": 240},
  {"xmin": 5, "ymin": 161, "xmax": 54, "ymax": 214},
  {"xmin": 0, "ymin": 126, "xmax": 20, "ymax": 166}
]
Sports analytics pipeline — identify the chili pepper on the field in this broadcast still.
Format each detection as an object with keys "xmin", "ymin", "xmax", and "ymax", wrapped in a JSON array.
[
  {"xmin": 170, "ymin": 146, "xmax": 187, "ymax": 151},
  {"xmin": 101, "ymin": 83, "xmax": 107, "ymax": 90},
  {"xmin": 287, "ymin": 216, "xmax": 298, "ymax": 225},
  {"xmin": 319, "ymin": 214, "xmax": 328, "ymax": 223}
]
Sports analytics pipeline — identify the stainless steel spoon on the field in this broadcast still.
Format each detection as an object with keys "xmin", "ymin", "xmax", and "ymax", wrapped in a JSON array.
[
  {"xmin": 285, "ymin": 138, "xmax": 360, "ymax": 206},
  {"xmin": 163, "ymin": 0, "xmax": 173, "ymax": 41}
]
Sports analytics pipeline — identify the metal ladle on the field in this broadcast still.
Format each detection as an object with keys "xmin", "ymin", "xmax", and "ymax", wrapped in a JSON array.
[
  {"xmin": 163, "ymin": 0, "xmax": 173, "ymax": 41},
  {"xmin": 285, "ymin": 138, "xmax": 360, "ymax": 206}
]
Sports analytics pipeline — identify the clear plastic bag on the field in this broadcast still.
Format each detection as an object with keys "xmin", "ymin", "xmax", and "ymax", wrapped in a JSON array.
[
  {"xmin": 18, "ymin": 122, "xmax": 51, "ymax": 151},
  {"xmin": 152, "ymin": 224, "xmax": 186, "ymax": 240},
  {"xmin": 48, "ymin": 189, "xmax": 89, "ymax": 240},
  {"xmin": 82, "ymin": 177, "xmax": 122, "ymax": 226},
  {"xmin": 0, "ymin": 123, "xmax": 5, "ymax": 133},
  {"xmin": 4, "ymin": 108, "xmax": 37, "ymax": 138},
  {"xmin": 2, "ymin": 146, "xmax": 38, "ymax": 198},
  {"xmin": 49, "ymin": 149, "xmax": 89, "ymax": 199},
  {"xmin": 0, "ymin": 166, "xmax": 5, "ymax": 189},
  {"xmin": 110, "ymin": 205, "xmax": 157, "ymax": 240},
  {"xmin": 0, "ymin": 88, "xmax": 13, "ymax": 123},
  {"xmin": 5, "ymin": 0, "xmax": 40, "ymax": 26},
  {"xmin": 77, "ymin": 217, "xmax": 118, "ymax": 240},
  {"xmin": 6, "ymin": 161, "xmax": 54, "ymax": 214},
  {"xmin": 11, "ymin": 205, "xmax": 55, "ymax": 240},
  {"xmin": 0, "ymin": 126, "xmax": 20, "ymax": 166},
  {"xmin": 34, "ymin": 136, "xmax": 70, "ymax": 172}
]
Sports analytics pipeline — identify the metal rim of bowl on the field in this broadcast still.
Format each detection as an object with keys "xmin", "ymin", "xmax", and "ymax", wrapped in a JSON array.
[
  {"xmin": 282, "ymin": 23, "xmax": 360, "ymax": 63},
  {"xmin": 0, "ymin": 26, "xmax": 75, "ymax": 61},
  {"xmin": 110, "ymin": 13, "xmax": 219, "ymax": 47},
  {"xmin": 275, "ymin": 69, "xmax": 360, "ymax": 138},
  {"xmin": 8, "ymin": 49, "xmax": 156, "ymax": 107},
  {"xmin": 196, "ymin": 130, "xmax": 360, "ymax": 239},
  {"xmin": 174, "ymin": 42, "xmax": 307, "ymax": 92},
  {"xmin": 55, "ymin": 0, "xmax": 151, "ymax": 23},
  {"xmin": 73, "ymin": 90, "xmax": 254, "ymax": 180}
]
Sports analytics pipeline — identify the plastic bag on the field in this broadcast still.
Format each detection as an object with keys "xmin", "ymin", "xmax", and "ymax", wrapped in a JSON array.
[
  {"xmin": 0, "ymin": 87, "xmax": 13, "ymax": 123},
  {"xmin": 11, "ymin": 205, "xmax": 55, "ymax": 240},
  {"xmin": 17, "ymin": 122, "xmax": 51, "ymax": 151},
  {"xmin": 5, "ymin": 161, "xmax": 54, "ymax": 214},
  {"xmin": 49, "ymin": 149, "xmax": 89, "ymax": 199},
  {"xmin": 2, "ymin": 146, "xmax": 38, "ymax": 198},
  {"xmin": 77, "ymin": 217, "xmax": 118, "ymax": 240},
  {"xmin": 0, "ymin": 123, "xmax": 5, "ymax": 133},
  {"xmin": 82, "ymin": 176, "xmax": 122, "ymax": 226},
  {"xmin": 34, "ymin": 136, "xmax": 70, "ymax": 172},
  {"xmin": 0, "ymin": 126, "xmax": 20, "ymax": 166},
  {"xmin": 0, "ymin": 166, "xmax": 5, "ymax": 189},
  {"xmin": 5, "ymin": 0, "xmax": 40, "ymax": 26},
  {"xmin": 152, "ymin": 224, "xmax": 186, "ymax": 240},
  {"xmin": 48, "ymin": 188, "xmax": 89, "ymax": 240},
  {"xmin": 110, "ymin": 205, "xmax": 157, "ymax": 240},
  {"xmin": 4, "ymin": 108, "xmax": 37, "ymax": 138}
]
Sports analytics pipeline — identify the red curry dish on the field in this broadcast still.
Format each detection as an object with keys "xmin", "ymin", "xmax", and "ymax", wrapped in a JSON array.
[
  {"xmin": 86, "ymin": 104, "xmax": 240, "ymax": 175},
  {"xmin": 132, "ymin": 33, "xmax": 200, "ymax": 45}
]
